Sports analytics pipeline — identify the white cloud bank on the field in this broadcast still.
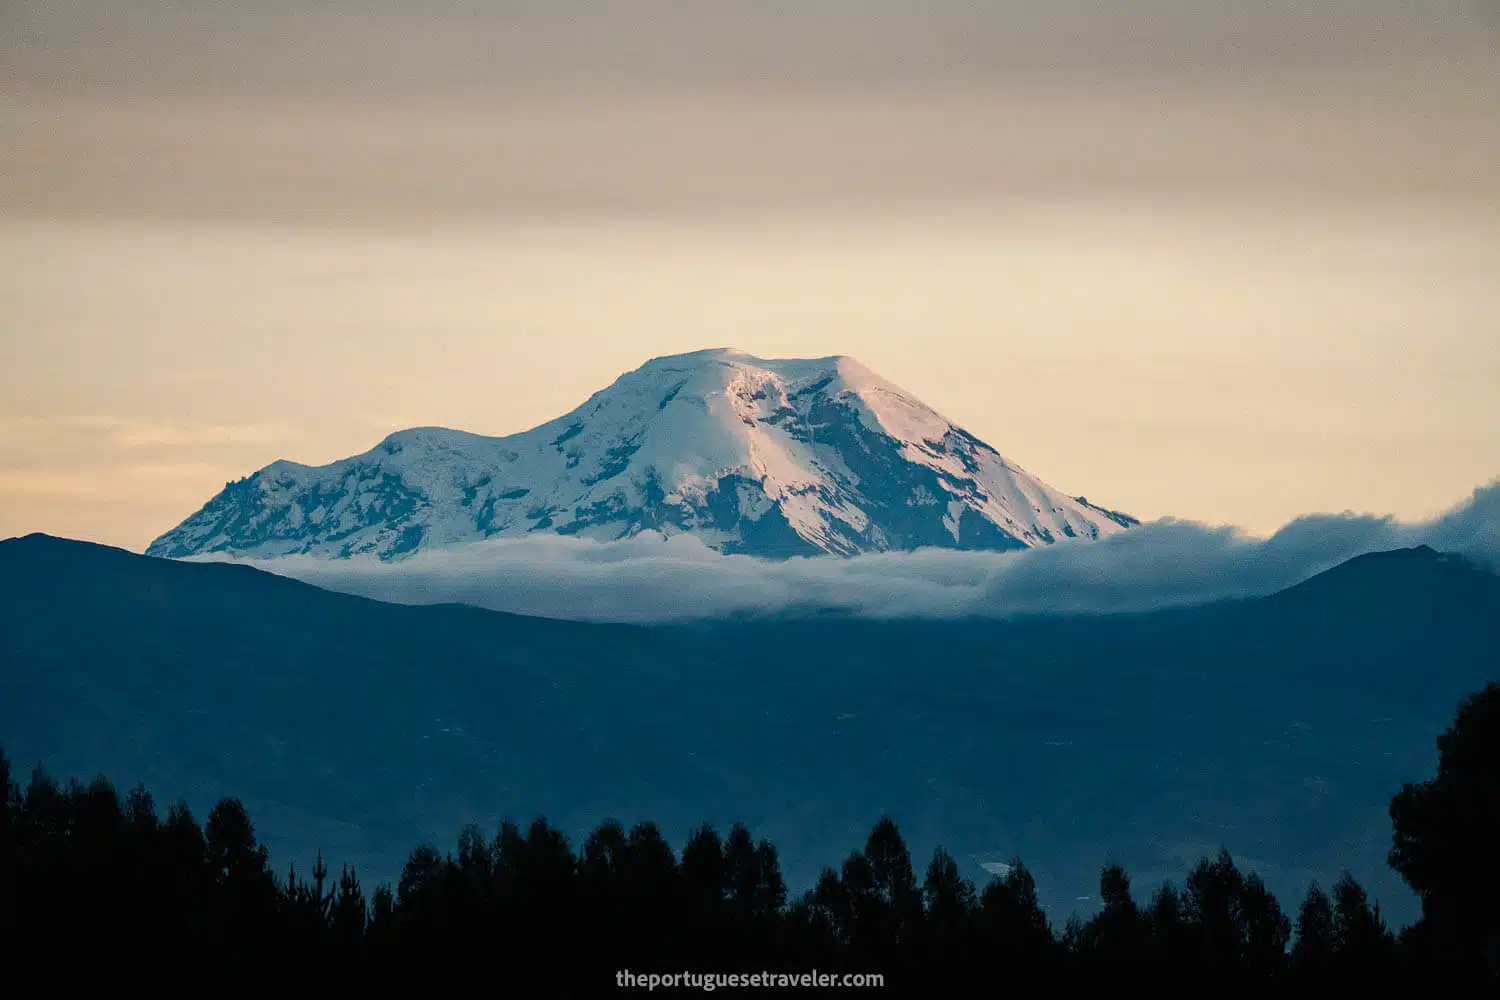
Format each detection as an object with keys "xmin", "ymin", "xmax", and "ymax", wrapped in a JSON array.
[{"xmin": 192, "ymin": 482, "xmax": 1500, "ymax": 623}]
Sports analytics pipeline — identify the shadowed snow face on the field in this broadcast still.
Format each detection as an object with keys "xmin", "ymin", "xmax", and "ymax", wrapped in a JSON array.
[{"xmin": 185, "ymin": 481, "xmax": 1500, "ymax": 623}]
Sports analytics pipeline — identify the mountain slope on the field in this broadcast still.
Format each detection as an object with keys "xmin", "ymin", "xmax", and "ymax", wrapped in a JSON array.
[
  {"xmin": 147, "ymin": 349, "xmax": 1135, "ymax": 560},
  {"xmin": 5, "ymin": 534, "xmax": 1498, "ymax": 925}
]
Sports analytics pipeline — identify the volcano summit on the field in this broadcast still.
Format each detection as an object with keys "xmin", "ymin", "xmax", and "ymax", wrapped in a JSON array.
[{"xmin": 148, "ymin": 349, "xmax": 1136, "ymax": 560}]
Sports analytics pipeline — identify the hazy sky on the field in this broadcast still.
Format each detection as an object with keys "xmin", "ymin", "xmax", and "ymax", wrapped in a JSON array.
[{"xmin": 2, "ymin": 1, "xmax": 1498, "ymax": 550}]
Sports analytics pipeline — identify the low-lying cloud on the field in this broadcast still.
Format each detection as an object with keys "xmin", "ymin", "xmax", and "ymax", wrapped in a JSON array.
[{"xmin": 195, "ymin": 482, "xmax": 1500, "ymax": 623}]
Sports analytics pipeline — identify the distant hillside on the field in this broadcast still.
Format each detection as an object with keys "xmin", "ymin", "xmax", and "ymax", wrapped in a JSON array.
[{"xmin": 3, "ymin": 533, "xmax": 1497, "ymax": 925}]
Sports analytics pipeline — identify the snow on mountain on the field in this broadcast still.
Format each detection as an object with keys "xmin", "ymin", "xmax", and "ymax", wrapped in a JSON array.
[{"xmin": 147, "ymin": 349, "xmax": 1137, "ymax": 560}]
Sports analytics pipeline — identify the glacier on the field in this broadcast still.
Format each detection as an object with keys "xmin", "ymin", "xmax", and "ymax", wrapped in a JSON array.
[{"xmin": 147, "ymin": 348, "xmax": 1137, "ymax": 561}]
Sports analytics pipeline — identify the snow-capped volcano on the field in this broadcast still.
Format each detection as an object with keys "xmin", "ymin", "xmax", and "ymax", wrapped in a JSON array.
[{"xmin": 148, "ymin": 349, "xmax": 1136, "ymax": 560}]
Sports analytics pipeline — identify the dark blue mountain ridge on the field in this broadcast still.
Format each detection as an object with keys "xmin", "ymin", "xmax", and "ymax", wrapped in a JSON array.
[{"xmin": 2, "ymin": 532, "xmax": 1497, "ymax": 926}]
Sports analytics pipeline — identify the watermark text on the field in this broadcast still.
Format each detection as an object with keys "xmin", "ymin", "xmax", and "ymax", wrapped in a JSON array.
[{"xmin": 616, "ymin": 970, "xmax": 884, "ymax": 991}]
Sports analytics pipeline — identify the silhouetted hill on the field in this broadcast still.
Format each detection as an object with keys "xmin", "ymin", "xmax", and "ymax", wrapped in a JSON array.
[{"xmin": 2, "ymin": 534, "xmax": 1496, "ymax": 925}]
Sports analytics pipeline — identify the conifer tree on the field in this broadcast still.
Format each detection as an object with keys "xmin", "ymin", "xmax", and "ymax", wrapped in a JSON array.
[
  {"xmin": 979, "ymin": 859, "xmax": 1054, "ymax": 986},
  {"xmin": 1391, "ymin": 681, "xmax": 1500, "ymax": 984},
  {"xmin": 1184, "ymin": 849, "xmax": 1246, "ymax": 969},
  {"xmin": 330, "ymin": 863, "xmax": 366, "ymax": 946},
  {"xmin": 862, "ymin": 817, "xmax": 922, "ymax": 948},
  {"xmin": 921, "ymin": 847, "xmax": 979, "ymax": 991},
  {"xmin": 125, "ymin": 783, "xmax": 157, "ymax": 834},
  {"xmin": 681, "ymin": 823, "xmax": 727, "ymax": 907},
  {"xmin": 1238, "ymin": 872, "xmax": 1291, "ymax": 982},
  {"xmin": 6, "ymin": 727, "xmax": 1500, "ymax": 995},
  {"xmin": 1292, "ymin": 882, "xmax": 1336, "ymax": 972},
  {"xmin": 922, "ymin": 847, "xmax": 978, "ymax": 927}
]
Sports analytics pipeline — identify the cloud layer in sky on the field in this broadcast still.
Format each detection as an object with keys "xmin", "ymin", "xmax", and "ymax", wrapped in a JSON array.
[
  {"xmin": 192, "ymin": 482, "xmax": 1500, "ymax": 623},
  {"xmin": 4, "ymin": 1, "xmax": 1495, "ymax": 222},
  {"xmin": 7, "ymin": 1, "xmax": 1493, "ymax": 94}
]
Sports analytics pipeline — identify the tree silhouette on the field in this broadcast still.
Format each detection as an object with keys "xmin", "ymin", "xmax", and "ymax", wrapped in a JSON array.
[
  {"xmin": 125, "ymin": 783, "xmax": 157, "ymax": 834},
  {"xmin": 624, "ymin": 821, "xmax": 679, "ymax": 943},
  {"xmin": 579, "ymin": 819, "xmax": 634, "ymax": 973},
  {"xmin": 203, "ymin": 797, "xmax": 277, "ymax": 983},
  {"xmin": 920, "ymin": 846, "xmax": 979, "ymax": 992},
  {"xmin": 978, "ymin": 859, "xmax": 1054, "ymax": 987},
  {"xmin": 679, "ymin": 823, "xmax": 728, "ymax": 964},
  {"xmin": 0, "ymin": 746, "xmax": 14, "ymax": 839},
  {"xmin": 1329, "ymin": 870, "xmax": 1398, "ymax": 994},
  {"xmin": 1238, "ymin": 871, "xmax": 1291, "ymax": 985},
  {"xmin": 330, "ymin": 863, "xmax": 367, "ymax": 952},
  {"xmin": 721, "ymin": 821, "xmax": 786, "ymax": 963},
  {"xmin": 2, "ymin": 728, "xmax": 1497, "ymax": 996},
  {"xmin": 725, "ymin": 822, "xmax": 785, "ymax": 922},
  {"xmin": 1074, "ymin": 863, "xmax": 1150, "ymax": 989},
  {"xmin": 1090, "ymin": 864, "xmax": 1146, "ymax": 955},
  {"xmin": 808, "ymin": 864, "xmax": 852, "ymax": 945},
  {"xmin": 396, "ymin": 844, "xmax": 445, "ymax": 912},
  {"xmin": 0, "ymin": 748, "xmax": 12, "ymax": 978},
  {"xmin": 923, "ymin": 847, "xmax": 976, "ymax": 921},
  {"xmin": 1390, "ymin": 681, "xmax": 1500, "ymax": 981},
  {"xmin": 205, "ymin": 798, "xmax": 269, "ymax": 884},
  {"xmin": 1332, "ymin": 872, "xmax": 1389, "ymax": 954},
  {"xmin": 1293, "ymin": 882, "xmax": 1336, "ymax": 981},
  {"xmin": 1184, "ymin": 849, "xmax": 1247, "ymax": 969},
  {"xmin": 681, "ymin": 822, "xmax": 726, "ymax": 910},
  {"xmin": 514, "ymin": 818, "xmax": 576, "ymax": 980},
  {"xmin": 862, "ymin": 817, "xmax": 923, "ymax": 956},
  {"xmin": 1146, "ymin": 880, "xmax": 1186, "ymax": 951},
  {"xmin": 836, "ymin": 849, "xmax": 880, "ymax": 953}
]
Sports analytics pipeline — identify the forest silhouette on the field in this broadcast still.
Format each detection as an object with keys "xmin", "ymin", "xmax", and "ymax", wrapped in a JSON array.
[{"xmin": 2, "ymin": 681, "xmax": 1495, "ymax": 996}]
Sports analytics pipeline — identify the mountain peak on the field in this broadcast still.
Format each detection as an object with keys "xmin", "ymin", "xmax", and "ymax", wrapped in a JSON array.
[
  {"xmin": 629, "ymin": 349, "xmax": 878, "ymax": 391},
  {"xmin": 639, "ymin": 346, "xmax": 755, "ymax": 365},
  {"xmin": 148, "ymin": 350, "xmax": 1134, "ymax": 560},
  {"xmin": 634, "ymin": 348, "xmax": 874, "ymax": 379}
]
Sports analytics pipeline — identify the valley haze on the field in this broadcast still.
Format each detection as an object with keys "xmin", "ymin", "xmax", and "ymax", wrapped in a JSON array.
[{"xmin": 181, "ymin": 481, "xmax": 1500, "ymax": 623}]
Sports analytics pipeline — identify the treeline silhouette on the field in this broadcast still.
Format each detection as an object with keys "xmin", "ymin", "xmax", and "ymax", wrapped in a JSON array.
[{"xmin": 2, "ymin": 681, "xmax": 1496, "ymax": 996}]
